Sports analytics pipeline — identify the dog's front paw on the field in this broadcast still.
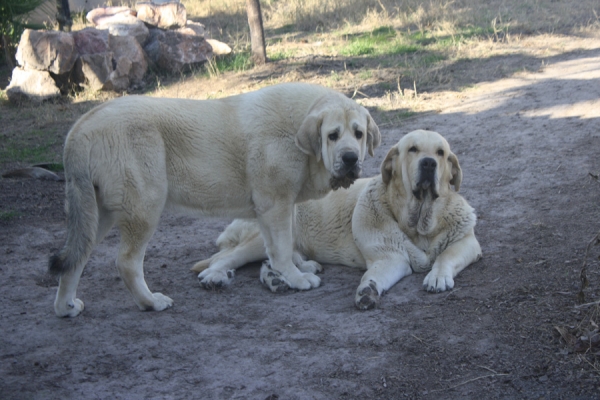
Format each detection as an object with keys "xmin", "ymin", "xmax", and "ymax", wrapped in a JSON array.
[
  {"xmin": 198, "ymin": 268, "xmax": 235, "ymax": 289},
  {"xmin": 287, "ymin": 271, "xmax": 321, "ymax": 290},
  {"xmin": 54, "ymin": 298, "xmax": 85, "ymax": 318},
  {"xmin": 423, "ymin": 270, "xmax": 454, "ymax": 293},
  {"xmin": 355, "ymin": 280, "xmax": 380, "ymax": 310},
  {"xmin": 260, "ymin": 261, "xmax": 290, "ymax": 292},
  {"xmin": 296, "ymin": 259, "xmax": 323, "ymax": 274}
]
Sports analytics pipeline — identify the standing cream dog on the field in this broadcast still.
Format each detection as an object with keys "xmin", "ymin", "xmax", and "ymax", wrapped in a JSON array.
[
  {"xmin": 193, "ymin": 130, "xmax": 482, "ymax": 309},
  {"xmin": 49, "ymin": 83, "xmax": 381, "ymax": 317}
]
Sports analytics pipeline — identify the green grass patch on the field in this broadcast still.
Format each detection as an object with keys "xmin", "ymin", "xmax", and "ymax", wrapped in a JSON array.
[
  {"xmin": 203, "ymin": 51, "xmax": 253, "ymax": 77},
  {"xmin": 419, "ymin": 53, "xmax": 446, "ymax": 66},
  {"xmin": 411, "ymin": 26, "xmax": 495, "ymax": 48},
  {"xmin": 0, "ymin": 129, "xmax": 60, "ymax": 164},
  {"xmin": 340, "ymin": 26, "xmax": 419, "ymax": 57},
  {"xmin": 269, "ymin": 49, "xmax": 296, "ymax": 61}
]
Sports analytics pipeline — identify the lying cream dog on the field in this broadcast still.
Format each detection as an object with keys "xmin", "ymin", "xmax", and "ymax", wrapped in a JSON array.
[
  {"xmin": 193, "ymin": 130, "xmax": 482, "ymax": 309},
  {"xmin": 49, "ymin": 83, "xmax": 380, "ymax": 317}
]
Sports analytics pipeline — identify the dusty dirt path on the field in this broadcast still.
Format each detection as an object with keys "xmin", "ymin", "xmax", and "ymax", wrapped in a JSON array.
[{"xmin": 2, "ymin": 46, "xmax": 600, "ymax": 399}]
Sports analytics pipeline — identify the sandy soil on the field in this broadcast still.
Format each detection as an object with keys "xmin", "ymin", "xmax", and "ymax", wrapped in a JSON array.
[{"xmin": 2, "ymin": 45, "xmax": 600, "ymax": 399}]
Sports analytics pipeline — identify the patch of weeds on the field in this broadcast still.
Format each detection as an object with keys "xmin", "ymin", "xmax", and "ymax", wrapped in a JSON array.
[
  {"xmin": 419, "ymin": 53, "xmax": 446, "ymax": 66},
  {"xmin": 269, "ymin": 49, "xmax": 296, "ymax": 61},
  {"xmin": 0, "ymin": 210, "xmax": 20, "ymax": 221},
  {"xmin": 410, "ymin": 26, "xmax": 494, "ymax": 48},
  {"xmin": 271, "ymin": 24, "xmax": 296, "ymax": 35},
  {"xmin": 395, "ymin": 110, "xmax": 417, "ymax": 119},
  {"xmin": 328, "ymin": 70, "xmax": 342, "ymax": 82},
  {"xmin": 203, "ymin": 52, "xmax": 253, "ymax": 77},
  {"xmin": 0, "ymin": 129, "xmax": 60, "ymax": 164},
  {"xmin": 358, "ymin": 70, "xmax": 373, "ymax": 80}
]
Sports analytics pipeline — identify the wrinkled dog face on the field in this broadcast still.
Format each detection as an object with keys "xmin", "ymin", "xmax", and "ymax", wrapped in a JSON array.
[
  {"xmin": 398, "ymin": 130, "xmax": 459, "ymax": 199},
  {"xmin": 296, "ymin": 95, "xmax": 381, "ymax": 191},
  {"xmin": 320, "ymin": 107, "xmax": 369, "ymax": 189}
]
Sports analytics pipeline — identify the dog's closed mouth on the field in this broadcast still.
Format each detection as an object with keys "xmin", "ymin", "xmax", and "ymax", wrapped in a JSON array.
[
  {"xmin": 331, "ymin": 168, "xmax": 360, "ymax": 190},
  {"xmin": 413, "ymin": 181, "xmax": 439, "ymax": 200}
]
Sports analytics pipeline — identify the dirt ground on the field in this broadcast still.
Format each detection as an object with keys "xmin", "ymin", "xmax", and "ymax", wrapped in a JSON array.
[{"xmin": 2, "ymin": 41, "xmax": 600, "ymax": 399}]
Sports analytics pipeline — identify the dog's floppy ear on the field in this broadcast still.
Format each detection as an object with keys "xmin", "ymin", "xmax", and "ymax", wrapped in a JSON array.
[
  {"xmin": 448, "ymin": 152, "xmax": 462, "ymax": 191},
  {"xmin": 366, "ymin": 114, "xmax": 381, "ymax": 157},
  {"xmin": 296, "ymin": 112, "xmax": 323, "ymax": 161},
  {"xmin": 381, "ymin": 145, "xmax": 399, "ymax": 185}
]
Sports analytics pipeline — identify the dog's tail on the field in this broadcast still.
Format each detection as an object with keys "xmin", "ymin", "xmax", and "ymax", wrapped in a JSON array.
[{"xmin": 49, "ymin": 138, "xmax": 98, "ymax": 277}]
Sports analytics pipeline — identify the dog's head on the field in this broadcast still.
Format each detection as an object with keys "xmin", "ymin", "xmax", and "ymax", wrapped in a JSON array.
[
  {"xmin": 381, "ymin": 130, "xmax": 462, "ymax": 199},
  {"xmin": 295, "ymin": 94, "xmax": 381, "ymax": 190}
]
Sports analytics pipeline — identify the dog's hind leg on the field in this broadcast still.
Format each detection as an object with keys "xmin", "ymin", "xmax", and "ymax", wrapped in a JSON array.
[
  {"xmin": 116, "ymin": 212, "xmax": 173, "ymax": 311},
  {"xmin": 52, "ymin": 203, "xmax": 117, "ymax": 317}
]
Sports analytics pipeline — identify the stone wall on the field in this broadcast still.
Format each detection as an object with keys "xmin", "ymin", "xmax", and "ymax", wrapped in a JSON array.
[{"xmin": 7, "ymin": 1, "xmax": 232, "ymax": 103}]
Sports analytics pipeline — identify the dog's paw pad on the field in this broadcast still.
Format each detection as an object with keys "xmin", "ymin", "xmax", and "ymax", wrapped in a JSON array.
[
  {"xmin": 260, "ymin": 261, "xmax": 290, "ymax": 293},
  {"xmin": 355, "ymin": 281, "xmax": 379, "ymax": 310}
]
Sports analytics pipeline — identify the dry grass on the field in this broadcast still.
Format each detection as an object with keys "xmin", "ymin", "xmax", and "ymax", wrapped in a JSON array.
[
  {"xmin": 173, "ymin": 0, "xmax": 600, "ymax": 108},
  {"xmin": 4, "ymin": 0, "xmax": 600, "ymax": 124}
]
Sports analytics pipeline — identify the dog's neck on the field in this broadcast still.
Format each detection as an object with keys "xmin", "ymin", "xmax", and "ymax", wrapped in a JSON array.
[{"xmin": 407, "ymin": 193, "xmax": 437, "ymax": 235}]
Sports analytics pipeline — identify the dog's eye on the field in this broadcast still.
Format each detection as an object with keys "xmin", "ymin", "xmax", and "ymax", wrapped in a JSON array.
[
  {"xmin": 437, "ymin": 149, "xmax": 444, "ymax": 156},
  {"xmin": 328, "ymin": 132, "xmax": 339, "ymax": 141},
  {"xmin": 408, "ymin": 146, "xmax": 418, "ymax": 153},
  {"xmin": 355, "ymin": 130, "xmax": 363, "ymax": 139}
]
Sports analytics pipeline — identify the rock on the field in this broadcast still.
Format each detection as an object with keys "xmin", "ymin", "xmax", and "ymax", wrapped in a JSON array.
[
  {"xmin": 72, "ymin": 29, "xmax": 147, "ymax": 92},
  {"xmin": 182, "ymin": 20, "xmax": 205, "ymax": 36},
  {"xmin": 15, "ymin": 29, "xmax": 78, "ymax": 75},
  {"xmin": 144, "ymin": 28, "xmax": 212, "ymax": 72},
  {"xmin": 72, "ymin": 28, "xmax": 110, "ymax": 55},
  {"xmin": 5, "ymin": 67, "xmax": 61, "ymax": 103},
  {"xmin": 97, "ymin": 14, "xmax": 149, "ymax": 45},
  {"xmin": 86, "ymin": 6, "xmax": 136, "ymax": 26},
  {"xmin": 2, "ymin": 167, "xmax": 63, "ymax": 181},
  {"xmin": 206, "ymin": 39, "xmax": 232, "ymax": 56},
  {"xmin": 105, "ymin": 35, "xmax": 148, "ymax": 91},
  {"xmin": 136, "ymin": 2, "xmax": 187, "ymax": 29},
  {"xmin": 72, "ymin": 28, "xmax": 111, "ymax": 90},
  {"xmin": 76, "ymin": 52, "xmax": 114, "ymax": 91}
]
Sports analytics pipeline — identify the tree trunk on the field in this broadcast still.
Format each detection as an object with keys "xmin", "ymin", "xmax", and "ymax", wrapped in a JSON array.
[
  {"xmin": 245, "ymin": 0, "xmax": 266, "ymax": 65},
  {"xmin": 56, "ymin": 0, "xmax": 72, "ymax": 32},
  {"xmin": 2, "ymin": 35, "xmax": 15, "ymax": 70}
]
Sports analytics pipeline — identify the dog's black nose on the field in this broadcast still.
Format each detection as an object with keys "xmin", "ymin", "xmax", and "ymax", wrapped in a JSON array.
[
  {"xmin": 420, "ymin": 157, "xmax": 437, "ymax": 171},
  {"xmin": 342, "ymin": 152, "xmax": 359, "ymax": 167}
]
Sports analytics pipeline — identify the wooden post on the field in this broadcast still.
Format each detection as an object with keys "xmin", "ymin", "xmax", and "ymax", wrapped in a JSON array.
[{"xmin": 246, "ymin": 0, "xmax": 266, "ymax": 65}]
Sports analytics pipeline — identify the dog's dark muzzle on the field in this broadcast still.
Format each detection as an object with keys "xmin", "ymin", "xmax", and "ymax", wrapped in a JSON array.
[
  {"xmin": 331, "ymin": 151, "xmax": 362, "ymax": 190},
  {"xmin": 413, "ymin": 157, "xmax": 438, "ymax": 200},
  {"xmin": 340, "ymin": 151, "xmax": 361, "ymax": 179}
]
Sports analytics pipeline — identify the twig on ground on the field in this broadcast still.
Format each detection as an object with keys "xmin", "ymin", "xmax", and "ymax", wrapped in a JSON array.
[
  {"xmin": 578, "ymin": 231, "xmax": 600, "ymax": 304},
  {"xmin": 431, "ymin": 373, "xmax": 510, "ymax": 392},
  {"xmin": 411, "ymin": 334, "xmax": 430, "ymax": 347},
  {"xmin": 575, "ymin": 300, "xmax": 600, "ymax": 309},
  {"xmin": 444, "ymin": 288, "xmax": 461, "ymax": 299}
]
